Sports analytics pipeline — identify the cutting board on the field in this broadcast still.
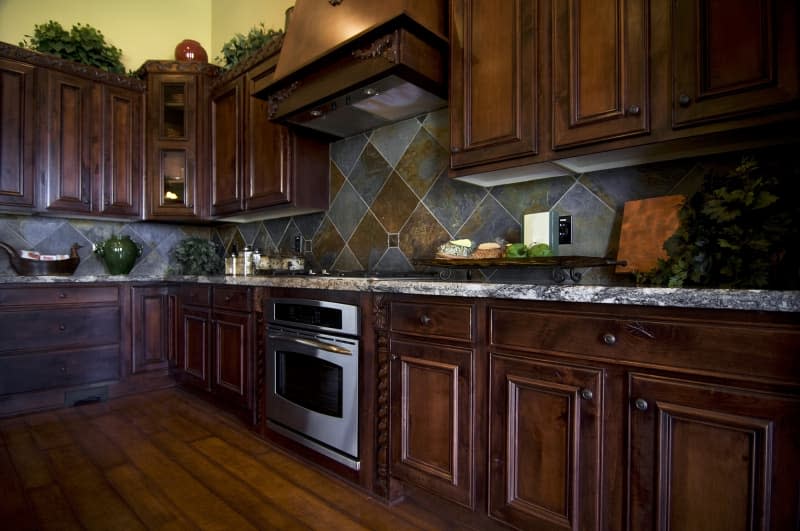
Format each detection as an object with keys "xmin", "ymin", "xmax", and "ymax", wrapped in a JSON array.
[{"xmin": 616, "ymin": 195, "xmax": 685, "ymax": 273}]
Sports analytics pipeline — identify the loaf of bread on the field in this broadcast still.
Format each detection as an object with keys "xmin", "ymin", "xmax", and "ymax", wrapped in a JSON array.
[{"xmin": 468, "ymin": 242, "xmax": 504, "ymax": 259}]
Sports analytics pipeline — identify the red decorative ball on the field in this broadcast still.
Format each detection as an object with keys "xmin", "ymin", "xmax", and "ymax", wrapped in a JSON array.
[{"xmin": 174, "ymin": 39, "xmax": 208, "ymax": 62}]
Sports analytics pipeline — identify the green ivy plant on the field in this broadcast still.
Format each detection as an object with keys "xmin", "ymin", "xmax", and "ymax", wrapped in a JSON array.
[
  {"xmin": 19, "ymin": 20, "xmax": 125, "ymax": 74},
  {"xmin": 170, "ymin": 237, "xmax": 225, "ymax": 276},
  {"xmin": 638, "ymin": 156, "xmax": 800, "ymax": 289},
  {"xmin": 216, "ymin": 23, "xmax": 282, "ymax": 70}
]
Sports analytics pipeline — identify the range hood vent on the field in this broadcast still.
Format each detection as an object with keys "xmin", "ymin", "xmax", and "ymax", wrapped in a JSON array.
[{"xmin": 254, "ymin": 0, "xmax": 448, "ymax": 138}]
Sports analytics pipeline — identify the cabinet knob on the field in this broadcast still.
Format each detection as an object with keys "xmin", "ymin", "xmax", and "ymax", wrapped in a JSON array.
[
  {"xmin": 627, "ymin": 104, "xmax": 641, "ymax": 116},
  {"xmin": 60, "ymin": 366, "xmax": 67, "ymax": 373},
  {"xmin": 634, "ymin": 398, "xmax": 649, "ymax": 411},
  {"xmin": 58, "ymin": 324, "xmax": 66, "ymax": 331},
  {"xmin": 104, "ymin": 198, "xmax": 110, "ymax": 206},
  {"xmin": 602, "ymin": 333, "xmax": 617, "ymax": 345},
  {"xmin": 451, "ymin": 147, "xmax": 461, "ymax": 153},
  {"xmin": 678, "ymin": 94, "xmax": 691, "ymax": 107},
  {"xmin": 420, "ymin": 315, "xmax": 432, "ymax": 326},
  {"xmin": 391, "ymin": 354, "xmax": 399, "ymax": 361},
  {"xmin": 225, "ymin": 295, "xmax": 232, "ymax": 302},
  {"xmin": 58, "ymin": 292, "xmax": 67, "ymax": 299},
  {"xmin": 580, "ymin": 388, "xmax": 594, "ymax": 401}
]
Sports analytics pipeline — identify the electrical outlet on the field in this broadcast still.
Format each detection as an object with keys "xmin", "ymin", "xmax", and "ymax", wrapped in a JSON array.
[
  {"xmin": 294, "ymin": 236, "xmax": 302, "ymax": 253},
  {"xmin": 558, "ymin": 215, "xmax": 572, "ymax": 245}
]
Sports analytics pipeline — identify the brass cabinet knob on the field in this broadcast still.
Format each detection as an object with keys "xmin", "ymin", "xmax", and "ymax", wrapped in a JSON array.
[
  {"xmin": 580, "ymin": 388, "xmax": 594, "ymax": 401},
  {"xmin": 58, "ymin": 324, "xmax": 66, "ymax": 331},
  {"xmin": 627, "ymin": 104, "xmax": 641, "ymax": 115},
  {"xmin": 634, "ymin": 398, "xmax": 649, "ymax": 411},
  {"xmin": 678, "ymin": 94, "xmax": 691, "ymax": 106},
  {"xmin": 420, "ymin": 315, "xmax": 432, "ymax": 325}
]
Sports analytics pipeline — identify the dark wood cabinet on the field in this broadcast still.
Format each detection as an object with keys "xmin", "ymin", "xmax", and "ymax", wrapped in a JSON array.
[
  {"xmin": 141, "ymin": 61, "xmax": 215, "ymax": 221},
  {"xmin": 449, "ymin": 0, "xmax": 539, "ymax": 169},
  {"xmin": 130, "ymin": 285, "xmax": 174, "ymax": 375},
  {"xmin": 671, "ymin": 0, "xmax": 798, "ymax": 128},
  {"xmin": 176, "ymin": 285, "xmax": 255, "ymax": 417},
  {"xmin": 0, "ymin": 57, "xmax": 36, "ymax": 210},
  {"xmin": 98, "ymin": 84, "xmax": 142, "ymax": 217},
  {"xmin": 387, "ymin": 297, "xmax": 477, "ymax": 508},
  {"xmin": 551, "ymin": 0, "xmax": 649, "ymax": 148},
  {"xmin": 488, "ymin": 353, "xmax": 603, "ymax": 531},
  {"xmin": 209, "ymin": 47, "xmax": 329, "ymax": 221},
  {"xmin": 628, "ymin": 373, "xmax": 800, "ymax": 531}
]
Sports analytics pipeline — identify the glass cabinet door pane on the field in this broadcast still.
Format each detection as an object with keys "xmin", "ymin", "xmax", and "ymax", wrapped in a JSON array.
[
  {"xmin": 162, "ymin": 83, "xmax": 186, "ymax": 138},
  {"xmin": 161, "ymin": 150, "xmax": 187, "ymax": 205}
]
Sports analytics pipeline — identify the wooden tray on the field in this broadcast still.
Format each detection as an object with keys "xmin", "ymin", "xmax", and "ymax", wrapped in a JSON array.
[
  {"xmin": 414, "ymin": 256, "xmax": 627, "ymax": 283},
  {"xmin": 0, "ymin": 242, "xmax": 80, "ymax": 276}
]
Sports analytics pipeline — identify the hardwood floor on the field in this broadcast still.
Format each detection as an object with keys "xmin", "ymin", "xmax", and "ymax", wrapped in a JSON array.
[{"xmin": 0, "ymin": 388, "xmax": 466, "ymax": 530}]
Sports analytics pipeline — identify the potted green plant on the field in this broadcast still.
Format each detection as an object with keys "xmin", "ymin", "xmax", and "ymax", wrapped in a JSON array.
[
  {"xmin": 171, "ymin": 237, "xmax": 225, "ymax": 276},
  {"xmin": 216, "ymin": 23, "xmax": 282, "ymax": 70},
  {"xmin": 19, "ymin": 20, "xmax": 126, "ymax": 74}
]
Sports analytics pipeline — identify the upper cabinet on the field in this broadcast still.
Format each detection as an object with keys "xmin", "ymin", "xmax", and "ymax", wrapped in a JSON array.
[
  {"xmin": 0, "ymin": 57, "xmax": 36, "ymax": 210},
  {"xmin": 141, "ymin": 61, "xmax": 217, "ymax": 222},
  {"xmin": 0, "ymin": 43, "xmax": 144, "ymax": 219},
  {"xmin": 671, "ymin": 0, "xmax": 799, "ymax": 128},
  {"xmin": 551, "ymin": 0, "xmax": 649, "ymax": 149},
  {"xmin": 449, "ymin": 0, "xmax": 800, "ymax": 183},
  {"xmin": 209, "ymin": 42, "xmax": 329, "ymax": 222}
]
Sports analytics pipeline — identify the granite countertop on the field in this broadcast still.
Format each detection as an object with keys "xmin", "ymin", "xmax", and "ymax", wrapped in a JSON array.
[{"xmin": 2, "ymin": 274, "xmax": 799, "ymax": 313}]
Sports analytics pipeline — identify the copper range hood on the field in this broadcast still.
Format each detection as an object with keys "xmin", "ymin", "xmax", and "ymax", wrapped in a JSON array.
[{"xmin": 254, "ymin": 0, "xmax": 448, "ymax": 138}]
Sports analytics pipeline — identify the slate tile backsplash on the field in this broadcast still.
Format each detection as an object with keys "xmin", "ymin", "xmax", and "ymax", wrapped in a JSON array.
[{"xmin": 1, "ymin": 107, "xmax": 793, "ymax": 285}]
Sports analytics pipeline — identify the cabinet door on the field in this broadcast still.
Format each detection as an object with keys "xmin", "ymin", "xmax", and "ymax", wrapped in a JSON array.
[
  {"xmin": 210, "ymin": 76, "xmax": 244, "ymax": 216},
  {"xmin": 245, "ymin": 58, "xmax": 292, "ymax": 209},
  {"xmin": 131, "ymin": 286, "xmax": 170, "ymax": 374},
  {"xmin": 0, "ymin": 58, "xmax": 36, "ymax": 209},
  {"xmin": 671, "ymin": 0, "xmax": 798, "ymax": 127},
  {"xmin": 212, "ymin": 309, "xmax": 251, "ymax": 410},
  {"xmin": 180, "ymin": 305, "xmax": 210, "ymax": 389},
  {"xmin": 99, "ymin": 85, "xmax": 142, "ymax": 218},
  {"xmin": 145, "ymin": 72, "xmax": 204, "ymax": 220},
  {"xmin": 390, "ymin": 338, "xmax": 474, "ymax": 508},
  {"xmin": 489, "ymin": 353, "xmax": 603, "ymax": 531},
  {"xmin": 551, "ymin": 0, "xmax": 649, "ymax": 148},
  {"xmin": 450, "ymin": 0, "xmax": 538, "ymax": 169},
  {"xmin": 629, "ymin": 374, "xmax": 800, "ymax": 531},
  {"xmin": 40, "ymin": 70, "xmax": 94, "ymax": 214}
]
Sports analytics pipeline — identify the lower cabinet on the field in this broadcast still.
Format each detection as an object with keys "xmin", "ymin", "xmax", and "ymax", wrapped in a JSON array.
[
  {"xmin": 176, "ymin": 284, "xmax": 255, "ymax": 420},
  {"xmin": 130, "ymin": 285, "xmax": 176, "ymax": 375},
  {"xmin": 488, "ymin": 353, "xmax": 603, "ymax": 531}
]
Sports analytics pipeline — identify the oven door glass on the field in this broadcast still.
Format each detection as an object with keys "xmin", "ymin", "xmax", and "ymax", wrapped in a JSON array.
[{"xmin": 276, "ymin": 351, "xmax": 343, "ymax": 417}]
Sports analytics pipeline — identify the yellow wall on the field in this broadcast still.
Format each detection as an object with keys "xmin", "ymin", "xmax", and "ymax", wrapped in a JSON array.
[{"xmin": 0, "ymin": 0, "xmax": 293, "ymax": 70}]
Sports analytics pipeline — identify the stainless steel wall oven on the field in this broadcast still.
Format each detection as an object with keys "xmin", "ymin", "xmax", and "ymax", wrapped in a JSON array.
[{"xmin": 266, "ymin": 298, "xmax": 360, "ymax": 470}]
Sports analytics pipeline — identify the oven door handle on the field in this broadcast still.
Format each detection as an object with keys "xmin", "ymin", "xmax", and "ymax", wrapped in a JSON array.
[{"xmin": 268, "ymin": 334, "xmax": 353, "ymax": 355}]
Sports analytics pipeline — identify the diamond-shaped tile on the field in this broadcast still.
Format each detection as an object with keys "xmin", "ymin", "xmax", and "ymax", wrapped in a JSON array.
[
  {"xmin": 395, "ymin": 127, "xmax": 449, "ymax": 198},
  {"xmin": 349, "ymin": 211, "xmax": 387, "ymax": 271},
  {"xmin": 253, "ymin": 226, "xmax": 276, "ymax": 254},
  {"xmin": 277, "ymin": 221, "xmax": 302, "ymax": 256},
  {"xmin": 422, "ymin": 108, "xmax": 449, "ymax": 149},
  {"xmin": 264, "ymin": 218, "xmax": 290, "ymax": 245},
  {"xmin": 330, "ymin": 162, "xmax": 346, "ymax": 203},
  {"xmin": 327, "ymin": 181, "xmax": 368, "ymax": 241},
  {"xmin": 371, "ymin": 172, "xmax": 418, "ymax": 233},
  {"xmin": 370, "ymin": 117, "xmax": 421, "ymax": 167},
  {"xmin": 554, "ymin": 183, "xmax": 617, "ymax": 257},
  {"xmin": 491, "ymin": 175, "xmax": 576, "ymax": 221},
  {"xmin": 331, "ymin": 134, "xmax": 368, "ymax": 177},
  {"xmin": 293, "ymin": 212, "xmax": 325, "ymax": 240},
  {"xmin": 423, "ymin": 172, "xmax": 487, "ymax": 235},
  {"xmin": 456, "ymin": 195, "xmax": 521, "ymax": 244},
  {"xmin": 236, "ymin": 222, "xmax": 262, "ymax": 245},
  {"xmin": 348, "ymin": 143, "xmax": 392, "ymax": 206},
  {"xmin": 399, "ymin": 205, "xmax": 451, "ymax": 260},
  {"xmin": 375, "ymin": 247, "xmax": 413, "ymax": 273},
  {"xmin": 18, "ymin": 217, "xmax": 68, "ymax": 247},
  {"xmin": 312, "ymin": 217, "xmax": 345, "ymax": 270},
  {"xmin": 332, "ymin": 246, "xmax": 363, "ymax": 272}
]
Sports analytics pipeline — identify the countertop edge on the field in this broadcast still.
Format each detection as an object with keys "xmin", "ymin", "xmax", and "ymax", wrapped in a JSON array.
[{"xmin": 2, "ymin": 274, "xmax": 798, "ymax": 313}]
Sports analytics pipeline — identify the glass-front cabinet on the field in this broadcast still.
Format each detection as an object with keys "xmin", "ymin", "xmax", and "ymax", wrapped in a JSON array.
[{"xmin": 140, "ymin": 62, "xmax": 215, "ymax": 220}]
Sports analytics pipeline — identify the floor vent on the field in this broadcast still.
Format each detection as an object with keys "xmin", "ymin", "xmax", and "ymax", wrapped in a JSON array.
[{"xmin": 65, "ymin": 386, "xmax": 109, "ymax": 407}]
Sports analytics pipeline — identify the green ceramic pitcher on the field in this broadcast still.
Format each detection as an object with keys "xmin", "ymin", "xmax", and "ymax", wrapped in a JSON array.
[{"xmin": 94, "ymin": 235, "xmax": 143, "ymax": 275}]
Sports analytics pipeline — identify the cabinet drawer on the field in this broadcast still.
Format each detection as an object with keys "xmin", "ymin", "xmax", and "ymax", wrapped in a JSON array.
[
  {"xmin": 0, "ymin": 307, "xmax": 120, "ymax": 354},
  {"xmin": 0, "ymin": 345, "xmax": 119, "ymax": 395},
  {"xmin": 390, "ymin": 300, "xmax": 473, "ymax": 341},
  {"xmin": 0, "ymin": 285, "xmax": 119, "ymax": 307},
  {"xmin": 181, "ymin": 285, "xmax": 211, "ymax": 307},
  {"xmin": 213, "ymin": 286, "xmax": 251, "ymax": 311},
  {"xmin": 490, "ymin": 308, "xmax": 800, "ymax": 383}
]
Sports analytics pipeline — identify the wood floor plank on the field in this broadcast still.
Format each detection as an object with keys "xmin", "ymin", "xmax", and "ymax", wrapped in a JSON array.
[
  {"xmin": 46, "ymin": 444, "xmax": 146, "ymax": 530},
  {"xmin": 26, "ymin": 483, "xmax": 83, "ymax": 531},
  {"xmin": 90, "ymin": 413, "xmax": 258, "ymax": 531},
  {"xmin": 0, "ymin": 421, "xmax": 53, "ymax": 489},
  {"xmin": 0, "ymin": 438, "xmax": 37, "ymax": 530},
  {"xmin": 257, "ymin": 449, "xmax": 441, "ymax": 531},
  {"xmin": 57, "ymin": 411, "xmax": 128, "ymax": 470},
  {"xmin": 105, "ymin": 463, "xmax": 193, "ymax": 530},
  {"xmin": 25, "ymin": 411, "xmax": 73, "ymax": 450},
  {"xmin": 153, "ymin": 430, "xmax": 310, "ymax": 530},
  {"xmin": 193, "ymin": 436, "xmax": 373, "ymax": 531}
]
